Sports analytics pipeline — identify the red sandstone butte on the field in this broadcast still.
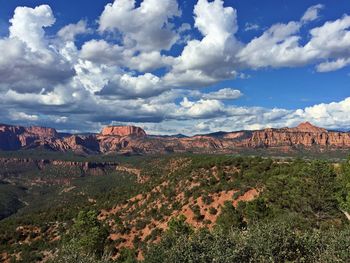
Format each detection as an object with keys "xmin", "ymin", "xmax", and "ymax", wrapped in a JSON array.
[{"xmin": 100, "ymin": 126, "xmax": 146, "ymax": 137}]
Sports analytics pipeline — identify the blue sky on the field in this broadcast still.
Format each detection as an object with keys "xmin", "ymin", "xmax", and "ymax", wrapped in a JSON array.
[{"xmin": 0, "ymin": 0, "xmax": 349, "ymax": 134}]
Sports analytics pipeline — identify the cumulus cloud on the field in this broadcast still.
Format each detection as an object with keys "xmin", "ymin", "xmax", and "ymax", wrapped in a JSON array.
[
  {"xmin": 57, "ymin": 20, "xmax": 91, "ymax": 41},
  {"xmin": 308, "ymin": 15, "xmax": 350, "ymax": 71},
  {"xmin": 80, "ymin": 40, "xmax": 123, "ymax": 65},
  {"xmin": 316, "ymin": 58, "xmax": 350, "ymax": 72},
  {"xmin": 126, "ymin": 51, "xmax": 175, "ymax": 72},
  {"xmin": 97, "ymin": 73, "xmax": 166, "ymax": 99},
  {"xmin": 176, "ymin": 97, "xmax": 225, "ymax": 119},
  {"xmin": 0, "ymin": 5, "xmax": 74, "ymax": 94},
  {"xmin": 99, "ymin": 0, "xmax": 181, "ymax": 52},
  {"xmin": 2, "ymin": 1, "xmax": 350, "ymax": 134},
  {"xmin": 9, "ymin": 5, "xmax": 55, "ymax": 52},
  {"xmin": 290, "ymin": 97, "xmax": 350, "ymax": 129},
  {"xmin": 238, "ymin": 21, "xmax": 305, "ymax": 68},
  {"xmin": 164, "ymin": 0, "xmax": 241, "ymax": 87},
  {"xmin": 239, "ymin": 10, "xmax": 350, "ymax": 72}
]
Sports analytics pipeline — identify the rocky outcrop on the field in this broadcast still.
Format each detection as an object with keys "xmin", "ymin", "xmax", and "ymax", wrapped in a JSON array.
[
  {"xmin": 25, "ymin": 126, "xmax": 58, "ymax": 137},
  {"xmin": 239, "ymin": 123, "xmax": 350, "ymax": 148},
  {"xmin": 291, "ymin": 122, "xmax": 327, "ymax": 133},
  {"xmin": 0, "ymin": 158, "xmax": 119, "ymax": 177},
  {"xmin": 0, "ymin": 124, "xmax": 59, "ymax": 150},
  {"xmin": 0, "ymin": 122, "xmax": 350, "ymax": 154},
  {"xmin": 101, "ymin": 126, "xmax": 146, "ymax": 137}
]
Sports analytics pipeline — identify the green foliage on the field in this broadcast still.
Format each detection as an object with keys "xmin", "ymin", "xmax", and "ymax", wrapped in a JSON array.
[
  {"xmin": 238, "ymin": 198, "xmax": 270, "ymax": 223},
  {"xmin": 49, "ymin": 243, "xmax": 112, "ymax": 263},
  {"xmin": 337, "ymin": 156, "xmax": 350, "ymax": 212},
  {"xmin": 208, "ymin": 207, "xmax": 217, "ymax": 215},
  {"xmin": 65, "ymin": 210, "xmax": 109, "ymax": 257},
  {"xmin": 0, "ymin": 183, "xmax": 25, "ymax": 219},
  {"xmin": 215, "ymin": 201, "xmax": 246, "ymax": 232},
  {"xmin": 144, "ymin": 218, "xmax": 350, "ymax": 263},
  {"xmin": 2, "ymin": 153, "xmax": 350, "ymax": 262},
  {"xmin": 167, "ymin": 215, "xmax": 193, "ymax": 237},
  {"xmin": 117, "ymin": 248, "xmax": 138, "ymax": 263}
]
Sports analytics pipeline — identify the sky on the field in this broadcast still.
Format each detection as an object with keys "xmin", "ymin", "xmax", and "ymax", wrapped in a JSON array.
[{"xmin": 0, "ymin": 0, "xmax": 349, "ymax": 135}]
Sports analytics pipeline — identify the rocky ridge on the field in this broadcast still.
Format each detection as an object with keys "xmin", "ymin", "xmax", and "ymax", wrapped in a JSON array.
[{"xmin": 0, "ymin": 122, "xmax": 349, "ymax": 154}]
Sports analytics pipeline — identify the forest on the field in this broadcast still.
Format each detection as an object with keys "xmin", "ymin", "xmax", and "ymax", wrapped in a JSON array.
[{"xmin": 0, "ymin": 153, "xmax": 349, "ymax": 262}]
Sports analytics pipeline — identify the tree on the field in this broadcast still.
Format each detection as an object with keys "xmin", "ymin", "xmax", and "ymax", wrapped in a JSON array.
[
  {"xmin": 67, "ymin": 210, "xmax": 109, "ymax": 258},
  {"xmin": 337, "ymin": 157, "xmax": 350, "ymax": 213},
  {"xmin": 117, "ymin": 248, "xmax": 138, "ymax": 263},
  {"xmin": 167, "ymin": 215, "xmax": 193, "ymax": 236},
  {"xmin": 215, "ymin": 201, "xmax": 246, "ymax": 232}
]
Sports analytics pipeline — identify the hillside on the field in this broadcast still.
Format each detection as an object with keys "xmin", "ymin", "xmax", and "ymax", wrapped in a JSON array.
[{"xmin": 0, "ymin": 153, "xmax": 350, "ymax": 262}]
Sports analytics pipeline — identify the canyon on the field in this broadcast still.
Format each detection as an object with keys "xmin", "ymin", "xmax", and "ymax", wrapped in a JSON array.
[{"xmin": 0, "ymin": 122, "xmax": 349, "ymax": 155}]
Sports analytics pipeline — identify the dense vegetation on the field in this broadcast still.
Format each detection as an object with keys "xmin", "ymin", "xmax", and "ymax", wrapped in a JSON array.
[{"xmin": 0, "ymin": 152, "xmax": 349, "ymax": 262}]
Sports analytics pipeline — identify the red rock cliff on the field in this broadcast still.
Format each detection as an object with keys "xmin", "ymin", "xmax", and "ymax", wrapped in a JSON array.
[
  {"xmin": 25, "ymin": 126, "xmax": 58, "ymax": 137},
  {"xmin": 1, "ymin": 122, "xmax": 350, "ymax": 154},
  {"xmin": 100, "ymin": 126, "xmax": 146, "ymax": 137},
  {"xmin": 0, "ymin": 124, "xmax": 59, "ymax": 150},
  {"xmin": 241, "ymin": 122, "xmax": 350, "ymax": 148}
]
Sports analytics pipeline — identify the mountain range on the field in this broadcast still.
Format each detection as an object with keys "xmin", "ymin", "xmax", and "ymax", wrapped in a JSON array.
[{"xmin": 1, "ymin": 122, "xmax": 350, "ymax": 155}]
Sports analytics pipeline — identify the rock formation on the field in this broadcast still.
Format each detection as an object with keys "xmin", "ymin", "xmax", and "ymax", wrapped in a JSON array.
[
  {"xmin": 291, "ymin": 122, "xmax": 327, "ymax": 133},
  {"xmin": 0, "ymin": 124, "xmax": 59, "ymax": 150},
  {"xmin": 100, "ymin": 126, "xmax": 146, "ymax": 137},
  {"xmin": 0, "ymin": 122, "xmax": 349, "ymax": 154},
  {"xmin": 0, "ymin": 157, "xmax": 119, "ymax": 178}
]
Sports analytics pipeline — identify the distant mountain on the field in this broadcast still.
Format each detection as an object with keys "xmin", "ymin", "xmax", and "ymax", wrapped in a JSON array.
[
  {"xmin": 148, "ymin": 134, "xmax": 188, "ymax": 138},
  {"xmin": 0, "ymin": 122, "xmax": 350, "ymax": 155}
]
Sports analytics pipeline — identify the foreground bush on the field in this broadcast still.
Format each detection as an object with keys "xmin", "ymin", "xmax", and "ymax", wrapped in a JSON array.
[{"xmin": 143, "ymin": 217, "xmax": 350, "ymax": 263}]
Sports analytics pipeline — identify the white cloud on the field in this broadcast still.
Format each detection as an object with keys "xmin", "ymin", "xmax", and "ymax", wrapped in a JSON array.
[
  {"xmin": 0, "ymin": 5, "xmax": 74, "ymax": 94},
  {"xmin": 57, "ymin": 20, "xmax": 90, "ymax": 41},
  {"xmin": 73, "ymin": 59, "xmax": 119, "ymax": 94},
  {"xmin": 9, "ymin": 5, "xmax": 55, "ymax": 52},
  {"xmin": 203, "ymin": 88, "xmax": 242, "ymax": 100},
  {"xmin": 165, "ymin": 0, "xmax": 241, "ymax": 87},
  {"xmin": 126, "ymin": 51, "xmax": 174, "ymax": 72},
  {"xmin": 238, "ymin": 21, "xmax": 306, "ymax": 68},
  {"xmin": 98, "ymin": 73, "xmax": 165, "ymax": 99},
  {"xmin": 290, "ymin": 97, "xmax": 350, "ymax": 128},
  {"xmin": 2, "ymin": 2, "xmax": 350, "ymax": 134},
  {"xmin": 80, "ymin": 40, "xmax": 123, "ymax": 65},
  {"xmin": 301, "ymin": 4, "xmax": 324, "ymax": 22},
  {"xmin": 10, "ymin": 111, "xmax": 39, "ymax": 121},
  {"xmin": 239, "ymin": 12, "xmax": 350, "ymax": 72},
  {"xmin": 307, "ymin": 15, "xmax": 350, "ymax": 70},
  {"xmin": 176, "ymin": 98, "xmax": 224, "ymax": 119},
  {"xmin": 316, "ymin": 58, "xmax": 350, "ymax": 72},
  {"xmin": 99, "ymin": 0, "xmax": 181, "ymax": 52},
  {"xmin": 245, "ymin": 23, "xmax": 260, "ymax": 31}
]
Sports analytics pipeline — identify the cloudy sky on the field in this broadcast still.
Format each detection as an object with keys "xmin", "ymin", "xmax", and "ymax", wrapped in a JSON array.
[{"xmin": 0, "ymin": 0, "xmax": 349, "ymax": 135}]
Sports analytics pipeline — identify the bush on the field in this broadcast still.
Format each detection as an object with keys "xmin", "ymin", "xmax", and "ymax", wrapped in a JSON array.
[
  {"xmin": 64, "ymin": 210, "xmax": 109, "ymax": 258},
  {"xmin": 209, "ymin": 207, "xmax": 217, "ymax": 215},
  {"xmin": 215, "ymin": 201, "xmax": 246, "ymax": 232}
]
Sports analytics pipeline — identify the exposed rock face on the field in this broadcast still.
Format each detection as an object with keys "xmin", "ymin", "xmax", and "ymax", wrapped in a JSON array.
[
  {"xmin": 101, "ymin": 126, "xmax": 146, "ymax": 137},
  {"xmin": 240, "ymin": 123, "xmax": 350, "ymax": 148},
  {"xmin": 0, "ymin": 124, "xmax": 59, "ymax": 150},
  {"xmin": 290, "ymin": 122, "xmax": 327, "ymax": 133},
  {"xmin": 25, "ymin": 126, "xmax": 58, "ymax": 137},
  {"xmin": 63, "ymin": 135, "xmax": 100, "ymax": 153},
  {"xmin": 0, "ymin": 158, "xmax": 119, "ymax": 178},
  {"xmin": 0, "ymin": 122, "xmax": 350, "ymax": 154}
]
